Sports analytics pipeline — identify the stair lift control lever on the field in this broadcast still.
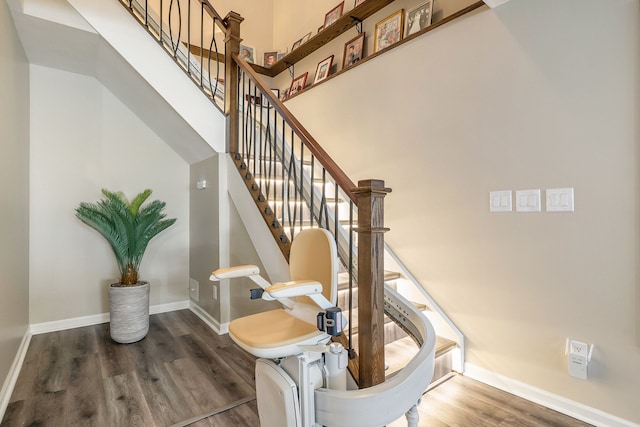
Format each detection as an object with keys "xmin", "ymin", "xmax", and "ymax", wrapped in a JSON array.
[{"xmin": 317, "ymin": 307, "xmax": 343, "ymax": 336}]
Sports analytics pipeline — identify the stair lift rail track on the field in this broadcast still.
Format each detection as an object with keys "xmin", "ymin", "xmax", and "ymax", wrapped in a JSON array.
[{"xmin": 314, "ymin": 285, "xmax": 437, "ymax": 427}]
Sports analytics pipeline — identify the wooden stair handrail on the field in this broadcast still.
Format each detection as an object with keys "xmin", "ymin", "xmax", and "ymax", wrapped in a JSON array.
[
  {"xmin": 232, "ymin": 53, "xmax": 359, "ymax": 205},
  {"xmin": 196, "ymin": 0, "xmax": 226, "ymax": 29}
]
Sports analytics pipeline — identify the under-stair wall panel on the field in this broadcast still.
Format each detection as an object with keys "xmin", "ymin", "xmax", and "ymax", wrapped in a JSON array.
[{"xmin": 65, "ymin": 0, "xmax": 225, "ymax": 157}]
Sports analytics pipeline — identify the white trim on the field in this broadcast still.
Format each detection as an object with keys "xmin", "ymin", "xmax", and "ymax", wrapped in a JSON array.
[
  {"xmin": 0, "ymin": 329, "xmax": 32, "ymax": 422},
  {"xmin": 30, "ymin": 300, "xmax": 190, "ymax": 335},
  {"xmin": 149, "ymin": 300, "xmax": 190, "ymax": 315},
  {"xmin": 465, "ymin": 363, "xmax": 639, "ymax": 427},
  {"xmin": 483, "ymin": 0, "xmax": 512, "ymax": 8},
  {"xmin": 190, "ymin": 301, "xmax": 229, "ymax": 335}
]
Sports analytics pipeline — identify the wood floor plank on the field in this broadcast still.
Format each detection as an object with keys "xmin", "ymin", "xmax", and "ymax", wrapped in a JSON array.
[
  {"xmin": 164, "ymin": 357, "xmax": 230, "ymax": 414},
  {"xmin": 158, "ymin": 309, "xmax": 193, "ymax": 338},
  {"xmin": 173, "ymin": 310, "xmax": 257, "ymax": 387},
  {"xmin": 127, "ymin": 336, "xmax": 192, "ymax": 426},
  {"xmin": 176, "ymin": 333, "xmax": 256, "ymax": 401},
  {"xmin": 95, "ymin": 323, "xmax": 137, "ymax": 379},
  {"xmin": 3, "ymin": 390, "xmax": 68, "ymax": 427},
  {"xmin": 103, "ymin": 372, "xmax": 155, "ymax": 427},
  {"xmin": 63, "ymin": 353, "xmax": 109, "ymax": 426}
]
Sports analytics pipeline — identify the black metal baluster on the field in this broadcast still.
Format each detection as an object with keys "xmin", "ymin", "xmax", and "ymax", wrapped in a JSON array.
[
  {"xmin": 187, "ymin": 0, "xmax": 191, "ymax": 75},
  {"xmin": 309, "ymin": 155, "xmax": 315, "ymax": 227}
]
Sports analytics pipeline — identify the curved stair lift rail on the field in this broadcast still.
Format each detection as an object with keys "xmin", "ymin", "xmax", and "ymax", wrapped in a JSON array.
[{"xmin": 314, "ymin": 285, "xmax": 437, "ymax": 427}]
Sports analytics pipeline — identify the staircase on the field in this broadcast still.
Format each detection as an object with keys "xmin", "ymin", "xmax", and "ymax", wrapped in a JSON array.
[
  {"xmin": 239, "ymin": 135, "xmax": 459, "ymax": 385},
  {"xmin": 57, "ymin": 0, "xmax": 464, "ymax": 390}
]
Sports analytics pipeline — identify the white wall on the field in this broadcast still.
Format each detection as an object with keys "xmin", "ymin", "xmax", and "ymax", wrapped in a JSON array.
[
  {"xmin": 285, "ymin": 0, "xmax": 640, "ymax": 423},
  {"xmin": 0, "ymin": 0, "xmax": 30, "ymax": 398},
  {"xmin": 29, "ymin": 64, "xmax": 190, "ymax": 324}
]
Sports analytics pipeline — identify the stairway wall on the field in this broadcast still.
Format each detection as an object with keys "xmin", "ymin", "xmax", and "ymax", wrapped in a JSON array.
[
  {"xmin": 0, "ymin": 0, "xmax": 30, "ymax": 404},
  {"xmin": 284, "ymin": 0, "xmax": 640, "ymax": 424}
]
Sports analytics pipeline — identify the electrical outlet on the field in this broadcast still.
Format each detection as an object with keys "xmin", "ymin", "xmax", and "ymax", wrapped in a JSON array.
[
  {"xmin": 189, "ymin": 278, "xmax": 199, "ymax": 302},
  {"xmin": 567, "ymin": 339, "xmax": 590, "ymax": 379},
  {"xmin": 569, "ymin": 340, "xmax": 588, "ymax": 356}
]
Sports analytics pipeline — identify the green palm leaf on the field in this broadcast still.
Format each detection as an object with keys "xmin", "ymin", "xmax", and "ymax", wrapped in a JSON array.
[{"xmin": 75, "ymin": 189, "xmax": 176, "ymax": 286}]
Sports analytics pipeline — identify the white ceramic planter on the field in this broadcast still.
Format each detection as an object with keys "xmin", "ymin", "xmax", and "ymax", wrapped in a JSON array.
[{"xmin": 108, "ymin": 281, "xmax": 150, "ymax": 343}]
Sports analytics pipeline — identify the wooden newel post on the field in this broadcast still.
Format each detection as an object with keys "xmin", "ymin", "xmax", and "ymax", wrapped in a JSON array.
[
  {"xmin": 223, "ymin": 11, "xmax": 243, "ymax": 155},
  {"xmin": 353, "ymin": 179, "xmax": 391, "ymax": 388}
]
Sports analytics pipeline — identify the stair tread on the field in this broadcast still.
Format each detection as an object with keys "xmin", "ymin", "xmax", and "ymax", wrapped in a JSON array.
[
  {"xmin": 337, "ymin": 270, "xmax": 400, "ymax": 289},
  {"xmin": 384, "ymin": 335, "xmax": 457, "ymax": 378}
]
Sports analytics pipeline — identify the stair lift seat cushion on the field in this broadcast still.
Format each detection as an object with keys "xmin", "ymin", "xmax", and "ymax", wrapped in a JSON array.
[
  {"xmin": 227, "ymin": 228, "xmax": 339, "ymax": 359},
  {"xmin": 229, "ymin": 308, "xmax": 327, "ymax": 359},
  {"xmin": 289, "ymin": 228, "xmax": 338, "ymax": 306}
]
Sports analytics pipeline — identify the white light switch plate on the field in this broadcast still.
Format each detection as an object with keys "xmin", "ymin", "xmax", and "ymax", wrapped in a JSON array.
[
  {"xmin": 516, "ymin": 189, "xmax": 541, "ymax": 212},
  {"xmin": 489, "ymin": 190, "xmax": 512, "ymax": 212},
  {"xmin": 546, "ymin": 188, "xmax": 574, "ymax": 212}
]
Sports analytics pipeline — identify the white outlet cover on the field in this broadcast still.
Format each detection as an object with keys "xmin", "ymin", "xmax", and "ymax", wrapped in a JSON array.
[
  {"xmin": 489, "ymin": 190, "xmax": 512, "ymax": 212},
  {"xmin": 515, "ymin": 189, "xmax": 541, "ymax": 212}
]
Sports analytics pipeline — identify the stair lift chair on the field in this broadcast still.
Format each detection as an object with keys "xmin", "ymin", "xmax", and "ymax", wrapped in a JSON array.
[{"xmin": 210, "ymin": 228, "xmax": 348, "ymax": 427}]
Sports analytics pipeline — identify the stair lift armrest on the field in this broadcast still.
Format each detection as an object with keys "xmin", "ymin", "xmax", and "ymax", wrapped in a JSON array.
[
  {"xmin": 210, "ymin": 265, "xmax": 260, "ymax": 280},
  {"xmin": 264, "ymin": 280, "xmax": 322, "ymax": 299}
]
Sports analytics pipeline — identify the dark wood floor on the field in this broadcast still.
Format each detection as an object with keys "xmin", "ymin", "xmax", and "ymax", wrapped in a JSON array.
[{"xmin": 2, "ymin": 310, "xmax": 593, "ymax": 427}]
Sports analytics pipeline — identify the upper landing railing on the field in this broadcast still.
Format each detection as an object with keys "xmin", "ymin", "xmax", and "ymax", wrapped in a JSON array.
[{"xmin": 119, "ymin": 0, "xmax": 227, "ymax": 112}]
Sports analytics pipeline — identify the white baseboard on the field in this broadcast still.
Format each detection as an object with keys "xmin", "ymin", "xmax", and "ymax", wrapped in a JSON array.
[
  {"xmin": 0, "ymin": 328, "xmax": 31, "ymax": 422},
  {"xmin": 189, "ymin": 302, "xmax": 229, "ymax": 335},
  {"xmin": 29, "ymin": 300, "xmax": 190, "ymax": 335},
  {"xmin": 149, "ymin": 300, "xmax": 190, "ymax": 315},
  {"xmin": 465, "ymin": 363, "xmax": 639, "ymax": 427}
]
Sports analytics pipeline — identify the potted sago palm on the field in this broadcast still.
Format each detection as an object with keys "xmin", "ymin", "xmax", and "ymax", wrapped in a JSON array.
[{"xmin": 75, "ymin": 189, "xmax": 176, "ymax": 343}]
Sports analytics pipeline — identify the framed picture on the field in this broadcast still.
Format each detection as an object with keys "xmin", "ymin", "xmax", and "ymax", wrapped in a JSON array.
[
  {"xmin": 301, "ymin": 32, "xmax": 313, "ymax": 44},
  {"xmin": 288, "ymin": 72, "xmax": 309, "ymax": 97},
  {"xmin": 313, "ymin": 55, "xmax": 334, "ymax": 84},
  {"xmin": 342, "ymin": 32, "xmax": 365, "ymax": 70},
  {"xmin": 263, "ymin": 51, "xmax": 278, "ymax": 68},
  {"xmin": 244, "ymin": 94, "xmax": 261, "ymax": 105},
  {"xmin": 374, "ymin": 10, "xmax": 404, "ymax": 53},
  {"xmin": 280, "ymin": 89, "xmax": 289, "ymax": 101},
  {"xmin": 263, "ymin": 89, "xmax": 279, "ymax": 107},
  {"xmin": 277, "ymin": 52, "xmax": 287, "ymax": 61},
  {"xmin": 239, "ymin": 45, "xmax": 255, "ymax": 63},
  {"xmin": 354, "ymin": 0, "xmax": 366, "ymax": 7},
  {"xmin": 324, "ymin": 2, "xmax": 344, "ymax": 29},
  {"xmin": 404, "ymin": 1, "xmax": 433, "ymax": 37},
  {"xmin": 292, "ymin": 38, "xmax": 303, "ymax": 51},
  {"xmin": 317, "ymin": 25, "xmax": 323, "ymax": 34}
]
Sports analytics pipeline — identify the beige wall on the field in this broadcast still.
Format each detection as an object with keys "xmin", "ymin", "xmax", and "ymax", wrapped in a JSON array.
[
  {"xmin": 285, "ymin": 0, "xmax": 640, "ymax": 423},
  {"xmin": 189, "ymin": 155, "xmax": 221, "ymax": 320},
  {"xmin": 0, "ymin": 0, "xmax": 30, "ymax": 395},
  {"xmin": 270, "ymin": 0, "xmax": 477, "ymax": 90},
  {"xmin": 29, "ymin": 64, "xmax": 190, "ymax": 324}
]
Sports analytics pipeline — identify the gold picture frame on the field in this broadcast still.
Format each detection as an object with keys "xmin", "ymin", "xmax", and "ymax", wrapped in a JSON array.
[{"xmin": 374, "ymin": 10, "xmax": 404, "ymax": 53}]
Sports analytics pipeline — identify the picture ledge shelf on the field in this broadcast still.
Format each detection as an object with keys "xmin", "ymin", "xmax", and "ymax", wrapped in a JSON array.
[
  {"xmin": 252, "ymin": 0, "xmax": 395, "ymax": 77},
  {"xmin": 280, "ymin": 0, "xmax": 486, "ymax": 102}
]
